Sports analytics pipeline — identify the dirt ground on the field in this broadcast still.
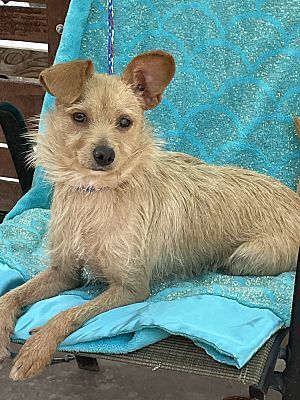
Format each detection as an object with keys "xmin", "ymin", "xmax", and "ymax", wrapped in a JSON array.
[{"xmin": 0, "ymin": 352, "xmax": 281, "ymax": 400}]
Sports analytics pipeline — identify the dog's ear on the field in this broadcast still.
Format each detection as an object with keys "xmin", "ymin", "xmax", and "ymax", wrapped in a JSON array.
[
  {"xmin": 39, "ymin": 60, "xmax": 94, "ymax": 104},
  {"xmin": 122, "ymin": 51, "xmax": 175, "ymax": 110}
]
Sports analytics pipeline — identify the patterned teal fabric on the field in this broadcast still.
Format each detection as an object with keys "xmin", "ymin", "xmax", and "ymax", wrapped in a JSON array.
[
  {"xmin": 80, "ymin": 0, "xmax": 300, "ymax": 189},
  {"xmin": 0, "ymin": 0, "xmax": 299, "ymax": 367}
]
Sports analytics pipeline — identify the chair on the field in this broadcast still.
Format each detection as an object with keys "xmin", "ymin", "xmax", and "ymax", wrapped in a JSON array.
[
  {"xmin": 1, "ymin": 1, "xmax": 300, "ymax": 398},
  {"xmin": 1, "ymin": 78, "xmax": 300, "ymax": 400}
]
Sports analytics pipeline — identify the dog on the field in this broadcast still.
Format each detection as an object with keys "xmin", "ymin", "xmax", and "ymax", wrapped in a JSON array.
[{"xmin": 0, "ymin": 50, "xmax": 299, "ymax": 381}]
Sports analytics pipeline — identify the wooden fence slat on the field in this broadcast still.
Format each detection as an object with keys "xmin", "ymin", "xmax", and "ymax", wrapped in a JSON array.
[
  {"xmin": 4, "ymin": 1, "xmax": 46, "ymax": 3},
  {"xmin": 0, "ymin": 148, "xmax": 18, "ymax": 179},
  {"xmin": 0, "ymin": 179, "xmax": 22, "ymax": 212},
  {"xmin": 0, "ymin": 5, "xmax": 47, "ymax": 43},
  {"xmin": 0, "ymin": 78, "xmax": 44, "ymax": 119},
  {"xmin": 0, "ymin": 47, "xmax": 48, "ymax": 79},
  {"xmin": 46, "ymin": 0, "xmax": 71, "ymax": 64}
]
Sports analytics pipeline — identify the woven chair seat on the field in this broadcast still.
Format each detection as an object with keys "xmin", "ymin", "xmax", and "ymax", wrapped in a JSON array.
[{"xmin": 75, "ymin": 334, "xmax": 280, "ymax": 386}]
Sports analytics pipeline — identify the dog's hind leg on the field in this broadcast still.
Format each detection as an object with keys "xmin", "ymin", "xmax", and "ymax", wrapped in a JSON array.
[
  {"xmin": 0, "ymin": 265, "xmax": 81, "ymax": 367},
  {"xmin": 225, "ymin": 235, "xmax": 297, "ymax": 276}
]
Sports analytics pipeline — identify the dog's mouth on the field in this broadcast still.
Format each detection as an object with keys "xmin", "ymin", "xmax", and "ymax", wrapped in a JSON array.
[
  {"xmin": 76, "ymin": 160, "xmax": 116, "ymax": 176},
  {"xmin": 91, "ymin": 165, "xmax": 113, "ymax": 172}
]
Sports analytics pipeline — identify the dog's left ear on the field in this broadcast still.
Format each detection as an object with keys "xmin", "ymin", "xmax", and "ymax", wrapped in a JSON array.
[
  {"xmin": 122, "ymin": 50, "xmax": 175, "ymax": 110},
  {"xmin": 39, "ymin": 60, "xmax": 94, "ymax": 104}
]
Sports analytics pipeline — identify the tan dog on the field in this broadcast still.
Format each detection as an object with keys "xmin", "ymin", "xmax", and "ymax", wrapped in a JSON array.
[{"xmin": 0, "ymin": 51, "xmax": 299, "ymax": 381}]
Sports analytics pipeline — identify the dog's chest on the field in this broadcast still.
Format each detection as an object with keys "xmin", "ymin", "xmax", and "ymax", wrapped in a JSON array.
[{"xmin": 51, "ymin": 189, "xmax": 140, "ymax": 271}]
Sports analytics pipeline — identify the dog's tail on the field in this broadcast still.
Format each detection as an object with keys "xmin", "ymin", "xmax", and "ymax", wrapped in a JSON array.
[{"xmin": 294, "ymin": 116, "xmax": 300, "ymax": 194}]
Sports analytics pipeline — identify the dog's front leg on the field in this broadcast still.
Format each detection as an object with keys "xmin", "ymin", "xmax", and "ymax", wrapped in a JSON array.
[
  {"xmin": 10, "ymin": 282, "xmax": 149, "ymax": 381},
  {"xmin": 0, "ymin": 265, "xmax": 80, "ymax": 367}
]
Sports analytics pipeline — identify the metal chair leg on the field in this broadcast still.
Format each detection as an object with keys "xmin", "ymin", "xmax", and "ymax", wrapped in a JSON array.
[
  {"xmin": 282, "ymin": 249, "xmax": 300, "ymax": 400},
  {"xmin": 249, "ymin": 386, "xmax": 265, "ymax": 400},
  {"xmin": 75, "ymin": 355, "xmax": 100, "ymax": 371}
]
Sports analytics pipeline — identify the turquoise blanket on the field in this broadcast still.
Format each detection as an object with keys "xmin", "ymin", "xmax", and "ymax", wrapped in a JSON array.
[{"xmin": 1, "ymin": 0, "xmax": 300, "ymax": 368}]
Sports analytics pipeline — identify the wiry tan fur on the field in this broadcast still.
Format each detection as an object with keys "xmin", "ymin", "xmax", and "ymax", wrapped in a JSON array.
[{"xmin": 0, "ymin": 51, "xmax": 299, "ymax": 381}]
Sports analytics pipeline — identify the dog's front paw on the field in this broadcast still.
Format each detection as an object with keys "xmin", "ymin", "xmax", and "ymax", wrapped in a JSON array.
[
  {"xmin": 9, "ymin": 333, "xmax": 57, "ymax": 381},
  {"xmin": 0, "ymin": 309, "xmax": 15, "ymax": 367},
  {"xmin": 0, "ymin": 343, "xmax": 10, "ymax": 369},
  {"xmin": 0, "ymin": 326, "xmax": 11, "ymax": 367}
]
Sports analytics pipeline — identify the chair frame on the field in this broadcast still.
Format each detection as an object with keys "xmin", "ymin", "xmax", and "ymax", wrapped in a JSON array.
[{"xmin": 0, "ymin": 103, "xmax": 299, "ymax": 400}]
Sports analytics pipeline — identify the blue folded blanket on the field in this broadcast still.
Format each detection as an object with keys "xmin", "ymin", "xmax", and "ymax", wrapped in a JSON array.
[{"xmin": 1, "ymin": 0, "xmax": 299, "ymax": 368}]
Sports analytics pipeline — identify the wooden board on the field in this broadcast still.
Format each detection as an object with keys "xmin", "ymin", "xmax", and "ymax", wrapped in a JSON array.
[
  {"xmin": 46, "ymin": 0, "xmax": 71, "ymax": 64},
  {"xmin": 0, "ymin": 78, "xmax": 44, "ymax": 120},
  {"xmin": 0, "ymin": 148, "xmax": 18, "ymax": 179},
  {"xmin": 0, "ymin": 179, "xmax": 22, "ymax": 212},
  {"xmin": 0, "ymin": 5, "xmax": 47, "ymax": 43},
  {"xmin": 4, "ymin": 1, "xmax": 46, "ymax": 3},
  {"xmin": 0, "ymin": 47, "xmax": 48, "ymax": 79}
]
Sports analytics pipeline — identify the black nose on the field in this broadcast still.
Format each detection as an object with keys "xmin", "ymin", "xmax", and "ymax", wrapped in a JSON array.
[{"xmin": 93, "ymin": 146, "xmax": 115, "ymax": 166}]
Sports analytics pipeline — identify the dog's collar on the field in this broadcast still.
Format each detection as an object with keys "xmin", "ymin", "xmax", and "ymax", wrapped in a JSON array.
[
  {"xmin": 76, "ymin": 181, "xmax": 128, "ymax": 193},
  {"xmin": 76, "ymin": 184, "xmax": 96, "ymax": 193}
]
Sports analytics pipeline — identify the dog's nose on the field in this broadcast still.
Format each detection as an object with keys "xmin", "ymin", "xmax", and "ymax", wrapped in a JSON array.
[{"xmin": 93, "ymin": 146, "xmax": 115, "ymax": 166}]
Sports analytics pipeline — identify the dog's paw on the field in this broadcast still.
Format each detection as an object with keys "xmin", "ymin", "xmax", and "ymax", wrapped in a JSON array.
[
  {"xmin": 9, "ymin": 333, "xmax": 56, "ymax": 381},
  {"xmin": 0, "ymin": 344, "xmax": 10, "ymax": 369},
  {"xmin": 0, "ymin": 319, "xmax": 14, "ymax": 367}
]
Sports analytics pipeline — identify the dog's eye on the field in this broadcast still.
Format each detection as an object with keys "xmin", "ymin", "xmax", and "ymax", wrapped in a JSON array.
[
  {"xmin": 73, "ymin": 112, "xmax": 87, "ymax": 123},
  {"xmin": 137, "ymin": 84, "xmax": 145, "ymax": 92},
  {"xmin": 118, "ymin": 117, "xmax": 132, "ymax": 129}
]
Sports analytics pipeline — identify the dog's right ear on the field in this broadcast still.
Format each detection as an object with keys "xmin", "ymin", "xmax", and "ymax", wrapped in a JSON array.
[{"xmin": 39, "ymin": 60, "xmax": 94, "ymax": 104}]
